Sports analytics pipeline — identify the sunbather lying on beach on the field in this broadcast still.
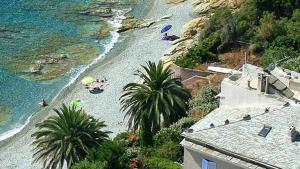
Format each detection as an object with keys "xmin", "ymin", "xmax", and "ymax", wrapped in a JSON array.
[{"xmin": 162, "ymin": 33, "xmax": 180, "ymax": 41}]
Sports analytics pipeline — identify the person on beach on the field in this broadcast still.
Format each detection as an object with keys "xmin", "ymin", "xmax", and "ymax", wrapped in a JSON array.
[
  {"xmin": 101, "ymin": 76, "xmax": 107, "ymax": 83},
  {"xmin": 38, "ymin": 99, "xmax": 47, "ymax": 107},
  {"xmin": 163, "ymin": 33, "xmax": 168, "ymax": 39}
]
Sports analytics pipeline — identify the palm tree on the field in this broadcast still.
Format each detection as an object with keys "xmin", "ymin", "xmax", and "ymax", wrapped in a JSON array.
[
  {"xmin": 120, "ymin": 61, "xmax": 190, "ymax": 133},
  {"xmin": 32, "ymin": 104, "xmax": 110, "ymax": 169}
]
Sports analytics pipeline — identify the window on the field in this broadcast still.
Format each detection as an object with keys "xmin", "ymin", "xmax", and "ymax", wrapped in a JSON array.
[
  {"xmin": 202, "ymin": 159, "xmax": 216, "ymax": 169},
  {"xmin": 258, "ymin": 125, "xmax": 272, "ymax": 137}
]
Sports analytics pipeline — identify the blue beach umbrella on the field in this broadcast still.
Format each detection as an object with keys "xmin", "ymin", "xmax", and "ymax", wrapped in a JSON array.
[{"xmin": 161, "ymin": 25, "xmax": 172, "ymax": 33}]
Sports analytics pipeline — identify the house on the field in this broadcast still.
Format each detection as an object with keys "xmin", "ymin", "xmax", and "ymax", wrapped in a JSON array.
[{"xmin": 181, "ymin": 64, "xmax": 300, "ymax": 169}]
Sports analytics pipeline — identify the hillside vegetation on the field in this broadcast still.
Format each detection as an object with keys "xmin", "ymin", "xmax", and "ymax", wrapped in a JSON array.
[{"xmin": 176, "ymin": 0, "xmax": 300, "ymax": 71}]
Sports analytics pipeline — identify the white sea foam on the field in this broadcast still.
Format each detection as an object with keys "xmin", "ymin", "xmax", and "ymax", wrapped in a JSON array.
[
  {"xmin": 66, "ymin": 9, "xmax": 125, "ymax": 87},
  {"xmin": 0, "ymin": 115, "xmax": 32, "ymax": 141}
]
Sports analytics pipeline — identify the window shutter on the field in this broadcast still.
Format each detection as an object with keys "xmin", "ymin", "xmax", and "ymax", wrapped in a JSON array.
[{"xmin": 202, "ymin": 159, "xmax": 208, "ymax": 169}]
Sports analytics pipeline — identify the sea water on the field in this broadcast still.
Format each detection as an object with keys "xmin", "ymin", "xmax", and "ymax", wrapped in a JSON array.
[{"xmin": 0, "ymin": 0, "xmax": 146, "ymax": 139}]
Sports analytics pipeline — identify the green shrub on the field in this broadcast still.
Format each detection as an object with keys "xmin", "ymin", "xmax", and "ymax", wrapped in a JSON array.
[
  {"xmin": 271, "ymin": 36, "xmax": 298, "ymax": 49},
  {"xmin": 169, "ymin": 117, "xmax": 198, "ymax": 132},
  {"xmin": 201, "ymin": 31, "xmax": 222, "ymax": 53},
  {"xmin": 259, "ymin": 46, "xmax": 299, "ymax": 68},
  {"xmin": 152, "ymin": 141, "xmax": 183, "ymax": 162},
  {"xmin": 72, "ymin": 160, "xmax": 108, "ymax": 169},
  {"xmin": 189, "ymin": 85, "xmax": 220, "ymax": 116},
  {"xmin": 144, "ymin": 157, "xmax": 181, "ymax": 169},
  {"xmin": 86, "ymin": 140, "xmax": 128, "ymax": 169},
  {"xmin": 153, "ymin": 128, "xmax": 182, "ymax": 146},
  {"xmin": 186, "ymin": 45, "xmax": 217, "ymax": 63},
  {"xmin": 126, "ymin": 147, "xmax": 141, "ymax": 159},
  {"xmin": 202, "ymin": 8, "xmax": 233, "ymax": 38},
  {"xmin": 282, "ymin": 56, "xmax": 300, "ymax": 72},
  {"xmin": 113, "ymin": 131, "xmax": 130, "ymax": 147},
  {"xmin": 252, "ymin": 0, "xmax": 299, "ymax": 18},
  {"xmin": 175, "ymin": 54, "xmax": 197, "ymax": 68},
  {"xmin": 256, "ymin": 12, "xmax": 286, "ymax": 41}
]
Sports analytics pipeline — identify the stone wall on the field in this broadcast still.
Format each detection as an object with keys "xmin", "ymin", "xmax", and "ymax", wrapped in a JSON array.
[{"xmin": 170, "ymin": 64, "xmax": 212, "ymax": 81}]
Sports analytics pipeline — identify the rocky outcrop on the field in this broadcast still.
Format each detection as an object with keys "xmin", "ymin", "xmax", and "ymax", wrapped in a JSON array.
[
  {"xmin": 117, "ymin": 14, "xmax": 173, "ymax": 33},
  {"xmin": 182, "ymin": 17, "xmax": 207, "ymax": 38},
  {"xmin": 167, "ymin": 0, "xmax": 186, "ymax": 4},
  {"xmin": 79, "ymin": 7, "xmax": 113, "ymax": 17},
  {"xmin": 117, "ymin": 18, "xmax": 142, "ymax": 33},
  {"xmin": 193, "ymin": 0, "xmax": 244, "ymax": 14},
  {"xmin": 31, "ymin": 54, "xmax": 68, "ymax": 74},
  {"xmin": 163, "ymin": 0, "xmax": 244, "ymax": 63}
]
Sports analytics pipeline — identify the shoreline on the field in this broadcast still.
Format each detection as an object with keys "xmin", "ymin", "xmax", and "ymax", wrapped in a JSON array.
[
  {"xmin": 0, "ymin": 8, "xmax": 126, "ymax": 143},
  {"xmin": 0, "ymin": 0, "xmax": 195, "ymax": 168}
]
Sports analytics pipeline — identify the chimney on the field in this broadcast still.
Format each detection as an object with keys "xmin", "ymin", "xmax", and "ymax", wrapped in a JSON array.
[
  {"xmin": 243, "ymin": 114, "xmax": 251, "ymax": 121},
  {"xmin": 257, "ymin": 73, "xmax": 265, "ymax": 93},
  {"xmin": 265, "ymin": 75, "xmax": 270, "ymax": 94},
  {"xmin": 225, "ymin": 119, "xmax": 230, "ymax": 125},
  {"xmin": 289, "ymin": 126, "xmax": 299, "ymax": 142}
]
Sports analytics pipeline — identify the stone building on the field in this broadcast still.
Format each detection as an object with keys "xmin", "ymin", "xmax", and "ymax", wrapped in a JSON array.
[{"xmin": 182, "ymin": 64, "xmax": 300, "ymax": 169}]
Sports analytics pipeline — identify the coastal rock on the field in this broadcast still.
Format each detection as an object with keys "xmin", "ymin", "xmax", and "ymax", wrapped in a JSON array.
[
  {"xmin": 92, "ymin": 28, "xmax": 112, "ymax": 39},
  {"xmin": 79, "ymin": 7, "xmax": 113, "ymax": 18},
  {"xmin": 139, "ymin": 20, "xmax": 155, "ymax": 28},
  {"xmin": 167, "ymin": 0, "xmax": 186, "ymax": 4},
  {"xmin": 117, "ymin": 18, "xmax": 141, "ymax": 33},
  {"xmin": 31, "ymin": 64, "xmax": 42, "ymax": 74},
  {"xmin": 193, "ymin": 0, "xmax": 244, "ymax": 14},
  {"xmin": 160, "ymin": 14, "xmax": 173, "ymax": 20},
  {"xmin": 181, "ymin": 17, "xmax": 207, "ymax": 38},
  {"xmin": 36, "ymin": 54, "xmax": 68, "ymax": 65},
  {"xmin": 117, "ymin": 17, "xmax": 156, "ymax": 33},
  {"xmin": 171, "ymin": 37, "xmax": 191, "ymax": 45},
  {"xmin": 195, "ymin": 2, "xmax": 212, "ymax": 14}
]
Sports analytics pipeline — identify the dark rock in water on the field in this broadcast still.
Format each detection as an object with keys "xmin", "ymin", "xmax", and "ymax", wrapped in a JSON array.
[
  {"xmin": 0, "ymin": 27, "xmax": 20, "ymax": 39},
  {"xmin": 90, "ymin": 2, "xmax": 117, "ymax": 8},
  {"xmin": 31, "ymin": 64, "xmax": 42, "ymax": 74},
  {"xmin": 0, "ymin": 27, "xmax": 20, "ymax": 34},
  {"xmin": 79, "ymin": 7, "xmax": 113, "ymax": 18},
  {"xmin": 0, "ymin": 105, "xmax": 10, "ymax": 123},
  {"xmin": 36, "ymin": 54, "xmax": 68, "ymax": 65}
]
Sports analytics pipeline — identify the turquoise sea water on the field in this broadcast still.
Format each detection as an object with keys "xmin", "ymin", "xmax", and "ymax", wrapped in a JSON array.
[{"xmin": 0, "ymin": 0, "xmax": 145, "ymax": 137}]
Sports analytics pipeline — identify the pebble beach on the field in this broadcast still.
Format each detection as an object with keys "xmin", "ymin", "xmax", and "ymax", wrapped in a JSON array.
[{"xmin": 0, "ymin": 0, "xmax": 195, "ymax": 168}]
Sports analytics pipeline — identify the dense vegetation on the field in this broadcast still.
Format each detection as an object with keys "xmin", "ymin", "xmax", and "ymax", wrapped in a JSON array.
[
  {"xmin": 69, "ymin": 109, "xmax": 198, "ymax": 169},
  {"xmin": 176, "ymin": 0, "xmax": 300, "ymax": 71}
]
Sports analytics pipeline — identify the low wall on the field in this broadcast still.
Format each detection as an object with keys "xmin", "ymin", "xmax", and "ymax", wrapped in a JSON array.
[
  {"xmin": 170, "ymin": 64, "xmax": 212, "ymax": 81},
  {"xmin": 182, "ymin": 76, "xmax": 210, "ymax": 87}
]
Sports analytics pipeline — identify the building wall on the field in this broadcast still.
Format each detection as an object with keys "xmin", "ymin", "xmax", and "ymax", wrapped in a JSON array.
[{"xmin": 183, "ymin": 148, "xmax": 246, "ymax": 169}]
